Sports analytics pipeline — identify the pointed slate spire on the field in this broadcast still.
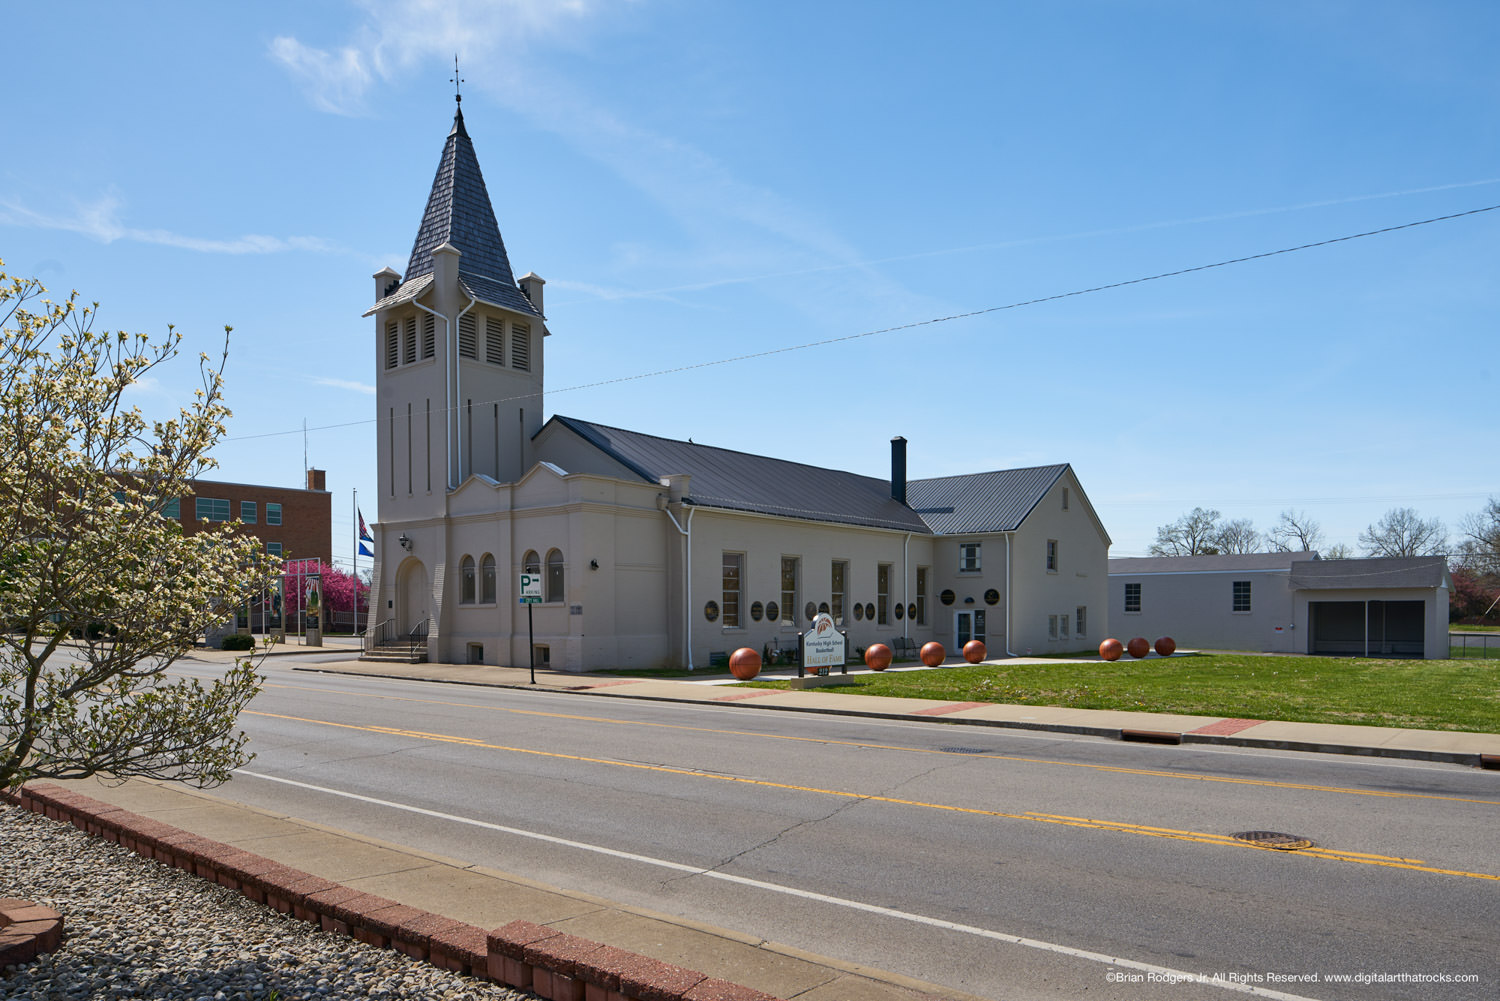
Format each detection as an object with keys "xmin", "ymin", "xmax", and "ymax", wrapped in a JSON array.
[{"xmin": 401, "ymin": 103, "xmax": 539, "ymax": 316}]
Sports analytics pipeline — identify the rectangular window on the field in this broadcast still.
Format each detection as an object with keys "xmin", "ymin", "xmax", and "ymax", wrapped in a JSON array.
[
  {"xmin": 1048, "ymin": 614, "xmax": 1059, "ymax": 640},
  {"xmin": 162, "ymin": 497, "xmax": 180, "ymax": 520},
  {"xmin": 423, "ymin": 313, "xmax": 437, "ymax": 359},
  {"xmin": 403, "ymin": 316, "xmax": 417, "ymax": 364},
  {"xmin": 781, "ymin": 557, "xmax": 799, "ymax": 626},
  {"xmin": 266, "ymin": 542, "xmax": 282, "ymax": 558},
  {"xmin": 959, "ymin": 542, "xmax": 981, "ymax": 573},
  {"xmin": 457, "ymin": 313, "xmax": 476, "ymax": 359},
  {"xmin": 266, "ymin": 503, "xmax": 282, "ymax": 526},
  {"xmin": 512, "ymin": 322, "xmax": 531, "ymax": 372},
  {"xmin": 485, "ymin": 316, "xmax": 505, "ymax": 365},
  {"xmin": 1233, "ymin": 580, "xmax": 1252, "ymax": 612},
  {"xmin": 1124, "ymin": 582, "xmax": 1141, "ymax": 614},
  {"xmin": 385, "ymin": 321, "xmax": 399, "ymax": 369},
  {"xmin": 1060, "ymin": 612, "xmax": 1070, "ymax": 639},
  {"xmin": 916, "ymin": 567, "xmax": 928, "ymax": 625},
  {"xmin": 1062, "ymin": 487, "xmax": 1070, "ymax": 510},
  {"xmin": 194, "ymin": 497, "xmax": 230, "ymax": 522},
  {"xmin": 1076, "ymin": 605, "xmax": 1087, "ymax": 636},
  {"xmin": 722, "ymin": 553, "xmax": 743, "ymax": 628},
  {"xmin": 240, "ymin": 500, "xmax": 257, "ymax": 524},
  {"xmin": 831, "ymin": 560, "xmax": 847, "ymax": 625},
  {"xmin": 1046, "ymin": 539, "xmax": 1059, "ymax": 572},
  {"xmin": 877, "ymin": 563, "xmax": 891, "ymax": 625}
]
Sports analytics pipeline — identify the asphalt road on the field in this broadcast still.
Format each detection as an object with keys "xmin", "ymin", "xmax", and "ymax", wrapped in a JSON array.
[{"xmin": 175, "ymin": 653, "xmax": 1499, "ymax": 1001}]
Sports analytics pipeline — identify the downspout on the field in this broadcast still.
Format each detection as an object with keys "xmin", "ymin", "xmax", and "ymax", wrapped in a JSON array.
[
  {"xmin": 1004, "ymin": 533, "xmax": 1017, "ymax": 657},
  {"xmin": 902, "ymin": 533, "xmax": 911, "ymax": 641},
  {"xmin": 661, "ymin": 502, "xmax": 695, "ymax": 671}
]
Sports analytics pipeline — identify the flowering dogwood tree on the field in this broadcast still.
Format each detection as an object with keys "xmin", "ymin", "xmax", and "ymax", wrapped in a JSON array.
[{"xmin": 0, "ymin": 263, "xmax": 275, "ymax": 790}]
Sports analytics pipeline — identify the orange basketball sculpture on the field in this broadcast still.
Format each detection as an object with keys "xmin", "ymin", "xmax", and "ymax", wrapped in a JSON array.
[
  {"xmin": 865, "ymin": 643, "xmax": 893, "ymax": 671},
  {"xmin": 1099, "ymin": 638, "xmax": 1123, "ymax": 661},
  {"xmin": 920, "ymin": 641, "xmax": 946, "ymax": 667},
  {"xmin": 728, "ymin": 647, "xmax": 762, "ymax": 681},
  {"xmin": 963, "ymin": 640, "xmax": 987, "ymax": 664},
  {"xmin": 1126, "ymin": 636, "xmax": 1150, "ymax": 659},
  {"xmin": 1154, "ymin": 636, "xmax": 1176, "ymax": 658}
]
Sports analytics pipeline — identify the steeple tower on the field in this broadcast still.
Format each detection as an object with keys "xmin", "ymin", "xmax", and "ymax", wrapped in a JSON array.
[{"xmin": 368, "ymin": 100, "xmax": 548, "ymax": 519}]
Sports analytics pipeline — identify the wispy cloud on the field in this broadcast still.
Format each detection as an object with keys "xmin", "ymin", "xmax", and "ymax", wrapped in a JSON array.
[
  {"xmin": 0, "ymin": 192, "xmax": 341, "ymax": 256},
  {"xmin": 269, "ymin": 0, "xmax": 609, "ymax": 115},
  {"xmin": 308, "ymin": 376, "xmax": 377, "ymax": 395}
]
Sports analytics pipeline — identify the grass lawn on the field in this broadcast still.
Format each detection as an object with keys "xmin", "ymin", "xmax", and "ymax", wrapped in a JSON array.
[{"xmin": 739, "ymin": 653, "xmax": 1500, "ymax": 733}]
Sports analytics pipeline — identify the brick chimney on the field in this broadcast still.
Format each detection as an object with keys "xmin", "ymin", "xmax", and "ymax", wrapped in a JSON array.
[{"xmin": 306, "ymin": 468, "xmax": 326, "ymax": 492}]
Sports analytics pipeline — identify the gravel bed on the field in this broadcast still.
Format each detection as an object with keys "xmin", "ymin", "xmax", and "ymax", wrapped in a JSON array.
[{"xmin": 1, "ymin": 804, "xmax": 535, "ymax": 1000}]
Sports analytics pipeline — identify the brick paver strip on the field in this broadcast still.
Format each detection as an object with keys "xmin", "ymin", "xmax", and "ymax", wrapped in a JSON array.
[
  {"xmin": 1189, "ymin": 718, "xmax": 1266, "ymax": 737},
  {"xmin": 0, "ymin": 897, "xmax": 65, "ymax": 968},
  {"xmin": 684, "ymin": 977, "xmax": 786, "ymax": 1001},
  {"xmin": 712, "ymin": 691, "xmax": 780, "ymax": 702},
  {"xmin": 911, "ymin": 701, "xmax": 987, "ymax": 716},
  {"xmin": 615, "ymin": 953, "xmax": 708, "ymax": 1001},
  {"xmin": 579, "ymin": 679, "xmax": 646, "ymax": 689}
]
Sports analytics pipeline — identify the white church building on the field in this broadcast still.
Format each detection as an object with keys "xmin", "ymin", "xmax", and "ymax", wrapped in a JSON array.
[{"xmin": 364, "ymin": 102, "xmax": 1112, "ymax": 671}]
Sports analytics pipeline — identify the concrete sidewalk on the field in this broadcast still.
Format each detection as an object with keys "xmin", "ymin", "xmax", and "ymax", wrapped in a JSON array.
[{"xmin": 281, "ymin": 655, "xmax": 1500, "ymax": 767}]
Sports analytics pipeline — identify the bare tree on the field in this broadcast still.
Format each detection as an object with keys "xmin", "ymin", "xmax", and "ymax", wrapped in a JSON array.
[
  {"xmin": 1323, "ymin": 542, "xmax": 1355, "ymax": 560},
  {"xmin": 1267, "ymin": 509, "xmax": 1325, "ymax": 553},
  {"xmin": 1456, "ymin": 497, "xmax": 1500, "ymax": 575},
  {"xmin": 1214, "ymin": 518, "xmax": 1262, "ymax": 555},
  {"xmin": 1358, "ymin": 507, "xmax": 1447, "ymax": 558},
  {"xmin": 1148, "ymin": 508, "xmax": 1223, "ymax": 556}
]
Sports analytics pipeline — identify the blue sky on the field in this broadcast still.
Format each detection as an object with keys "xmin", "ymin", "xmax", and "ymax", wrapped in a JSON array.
[{"xmin": 3, "ymin": 1, "xmax": 1496, "ymax": 569}]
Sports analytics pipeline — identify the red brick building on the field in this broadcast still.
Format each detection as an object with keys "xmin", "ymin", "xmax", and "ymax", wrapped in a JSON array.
[{"xmin": 170, "ymin": 469, "xmax": 332, "ymax": 565}]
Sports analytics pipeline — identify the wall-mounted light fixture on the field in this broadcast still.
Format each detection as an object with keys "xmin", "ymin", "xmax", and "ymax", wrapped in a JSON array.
[
  {"xmin": 398, "ymin": 533, "xmax": 412, "ymax": 552},
  {"xmin": 590, "ymin": 559, "xmax": 599, "ymax": 570}
]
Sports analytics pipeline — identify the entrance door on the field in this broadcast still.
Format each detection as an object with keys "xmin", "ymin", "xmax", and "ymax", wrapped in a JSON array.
[
  {"xmin": 956, "ymin": 610, "xmax": 986, "ymax": 647},
  {"xmin": 397, "ymin": 559, "xmax": 430, "ymax": 634}
]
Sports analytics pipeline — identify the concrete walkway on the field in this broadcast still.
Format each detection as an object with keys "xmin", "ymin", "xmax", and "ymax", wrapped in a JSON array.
[{"xmin": 50, "ymin": 647, "xmax": 1491, "ymax": 1000}]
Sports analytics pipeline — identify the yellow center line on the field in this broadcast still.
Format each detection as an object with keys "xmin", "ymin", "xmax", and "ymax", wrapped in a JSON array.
[
  {"xmin": 250, "ymin": 679, "xmax": 1500, "ymax": 808},
  {"xmin": 243, "ymin": 709, "xmax": 1500, "ymax": 883}
]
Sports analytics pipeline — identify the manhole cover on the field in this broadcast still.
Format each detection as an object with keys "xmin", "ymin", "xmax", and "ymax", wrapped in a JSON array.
[
  {"xmin": 1230, "ymin": 830, "xmax": 1313, "ymax": 851},
  {"xmin": 939, "ymin": 746, "xmax": 991, "ymax": 755}
]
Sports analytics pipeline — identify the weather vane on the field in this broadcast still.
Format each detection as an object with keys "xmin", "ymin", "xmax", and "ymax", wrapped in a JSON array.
[{"xmin": 452, "ymin": 54, "xmax": 463, "ymax": 104}]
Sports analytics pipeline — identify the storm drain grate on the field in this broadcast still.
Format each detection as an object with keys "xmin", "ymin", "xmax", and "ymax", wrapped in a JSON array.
[
  {"xmin": 939, "ymin": 747, "xmax": 992, "ymax": 755},
  {"xmin": 1230, "ymin": 830, "xmax": 1314, "ymax": 851}
]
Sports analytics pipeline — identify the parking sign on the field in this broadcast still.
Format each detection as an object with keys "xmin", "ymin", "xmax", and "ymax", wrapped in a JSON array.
[{"xmin": 518, "ymin": 573, "xmax": 543, "ymax": 604}]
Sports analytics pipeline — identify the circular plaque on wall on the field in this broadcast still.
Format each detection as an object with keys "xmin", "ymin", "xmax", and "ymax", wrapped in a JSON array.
[
  {"xmin": 894, "ymin": 603, "xmax": 904, "ymax": 619},
  {"xmin": 864, "ymin": 602, "xmax": 876, "ymax": 620},
  {"xmin": 984, "ymin": 588, "xmax": 1000, "ymax": 605},
  {"xmin": 766, "ymin": 601, "xmax": 780, "ymax": 622},
  {"xmin": 940, "ymin": 589, "xmax": 956, "ymax": 606},
  {"xmin": 750, "ymin": 601, "xmax": 764, "ymax": 622},
  {"xmin": 853, "ymin": 603, "xmax": 864, "ymax": 621},
  {"xmin": 804, "ymin": 601, "xmax": 817, "ymax": 622},
  {"xmin": 704, "ymin": 600, "xmax": 719, "ymax": 622},
  {"xmin": 907, "ymin": 602, "xmax": 917, "ymax": 619}
]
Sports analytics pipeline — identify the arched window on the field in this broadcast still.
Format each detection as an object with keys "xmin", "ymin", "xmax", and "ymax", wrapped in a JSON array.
[
  {"xmin": 522, "ymin": 550, "xmax": 540, "ymax": 575},
  {"xmin": 459, "ymin": 555, "xmax": 476, "ymax": 604},
  {"xmin": 480, "ymin": 554, "xmax": 496, "ymax": 603},
  {"xmin": 546, "ymin": 549, "xmax": 564, "ymax": 603}
]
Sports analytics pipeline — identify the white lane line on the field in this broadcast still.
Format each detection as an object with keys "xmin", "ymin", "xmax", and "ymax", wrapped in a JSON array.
[{"xmin": 235, "ymin": 769, "xmax": 1325, "ymax": 1001}]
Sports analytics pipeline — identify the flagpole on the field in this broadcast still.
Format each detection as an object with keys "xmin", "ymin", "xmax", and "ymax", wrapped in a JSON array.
[{"xmin": 352, "ymin": 487, "xmax": 359, "ymax": 635}]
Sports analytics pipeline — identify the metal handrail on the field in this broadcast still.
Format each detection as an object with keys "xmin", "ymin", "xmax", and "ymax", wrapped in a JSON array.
[
  {"xmin": 407, "ymin": 618, "xmax": 430, "ymax": 657},
  {"xmin": 374, "ymin": 617, "xmax": 396, "ymax": 647}
]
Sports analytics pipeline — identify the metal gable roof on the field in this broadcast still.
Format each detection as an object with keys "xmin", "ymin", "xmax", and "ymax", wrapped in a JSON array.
[
  {"xmin": 550, "ymin": 417, "xmax": 932, "ymax": 533},
  {"xmin": 1109, "ymin": 552, "xmax": 1320, "ymax": 575},
  {"xmin": 904, "ymin": 465, "xmax": 1069, "ymax": 534},
  {"xmin": 1288, "ymin": 556, "xmax": 1449, "ymax": 590}
]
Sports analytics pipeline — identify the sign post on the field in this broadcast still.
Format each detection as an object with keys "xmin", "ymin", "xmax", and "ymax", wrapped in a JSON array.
[{"xmin": 519, "ymin": 572, "xmax": 543, "ymax": 684}]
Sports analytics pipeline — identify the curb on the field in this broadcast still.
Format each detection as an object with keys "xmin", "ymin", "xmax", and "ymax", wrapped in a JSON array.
[
  {"xmin": 2, "ymin": 784, "xmax": 789, "ymax": 1001},
  {"xmin": 293, "ymin": 667, "xmax": 1494, "ymax": 768}
]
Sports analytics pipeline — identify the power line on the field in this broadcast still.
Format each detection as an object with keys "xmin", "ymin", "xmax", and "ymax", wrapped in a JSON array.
[{"xmin": 227, "ymin": 202, "xmax": 1500, "ymax": 444}]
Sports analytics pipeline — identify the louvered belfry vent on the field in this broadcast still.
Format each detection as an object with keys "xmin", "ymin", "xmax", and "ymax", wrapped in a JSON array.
[
  {"xmin": 486, "ymin": 316, "xmax": 505, "ymax": 365},
  {"xmin": 422, "ymin": 314, "xmax": 436, "ymax": 359},
  {"xmin": 459, "ymin": 314, "xmax": 477, "ymax": 358},
  {"xmin": 511, "ymin": 322, "xmax": 530, "ymax": 372}
]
